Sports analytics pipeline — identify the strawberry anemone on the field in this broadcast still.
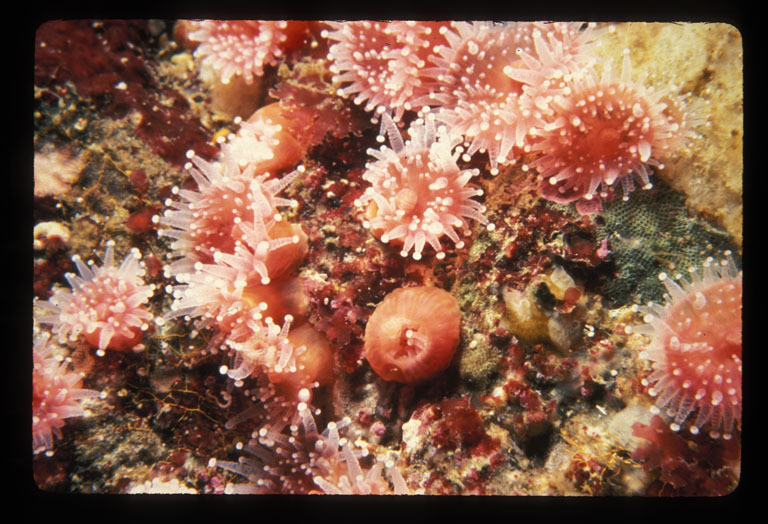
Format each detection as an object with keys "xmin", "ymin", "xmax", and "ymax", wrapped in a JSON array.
[
  {"xmin": 35, "ymin": 241, "xmax": 155, "ymax": 356},
  {"xmin": 323, "ymin": 21, "xmax": 451, "ymax": 123},
  {"xmin": 355, "ymin": 112, "xmax": 494, "ymax": 261},
  {"xmin": 157, "ymin": 148, "xmax": 331, "ymax": 396},
  {"xmin": 528, "ymin": 49, "xmax": 692, "ymax": 214},
  {"xmin": 185, "ymin": 20, "xmax": 309, "ymax": 85},
  {"xmin": 33, "ymin": 332, "xmax": 100, "ymax": 454},
  {"xmin": 155, "ymin": 151, "xmax": 306, "ymax": 279},
  {"xmin": 630, "ymin": 254, "xmax": 742, "ymax": 439},
  {"xmin": 364, "ymin": 286, "xmax": 461, "ymax": 384},
  {"xmin": 423, "ymin": 22, "xmax": 597, "ymax": 174},
  {"xmin": 222, "ymin": 315, "xmax": 332, "ymax": 398},
  {"xmin": 216, "ymin": 394, "xmax": 410, "ymax": 494},
  {"xmin": 427, "ymin": 22, "xmax": 539, "ymax": 175},
  {"xmin": 218, "ymin": 102, "xmax": 315, "ymax": 176}
]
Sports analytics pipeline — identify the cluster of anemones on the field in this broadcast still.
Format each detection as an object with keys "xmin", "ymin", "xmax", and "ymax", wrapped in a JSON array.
[
  {"xmin": 33, "ymin": 332, "xmax": 100, "ymax": 454},
  {"xmin": 156, "ymin": 151, "xmax": 305, "ymax": 284},
  {"xmin": 628, "ymin": 253, "xmax": 742, "ymax": 440},
  {"xmin": 325, "ymin": 21, "xmax": 699, "ymax": 212},
  {"xmin": 355, "ymin": 111, "xmax": 495, "ymax": 260},
  {"xmin": 215, "ymin": 387, "xmax": 410, "ymax": 494},
  {"xmin": 35, "ymin": 240, "xmax": 155, "ymax": 357},
  {"xmin": 325, "ymin": 22, "xmax": 596, "ymax": 172},
  {"xmin": 156, "ymin": 118, "xmax": 333, "ymax": 400}
]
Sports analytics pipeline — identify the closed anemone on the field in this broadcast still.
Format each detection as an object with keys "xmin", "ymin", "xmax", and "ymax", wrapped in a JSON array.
[{"xmin": 364, "ymin": 286, "xmax": 461, "ymax": 383}]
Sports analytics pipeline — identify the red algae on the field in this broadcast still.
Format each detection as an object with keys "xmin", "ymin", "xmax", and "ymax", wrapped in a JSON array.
[{"xmin": 35, "ymin": 20, "xmax": 218, "ymax": 167}]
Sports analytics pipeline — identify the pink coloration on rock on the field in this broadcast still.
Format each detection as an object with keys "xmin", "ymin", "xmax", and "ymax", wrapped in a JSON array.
[
  {"xmin": 33, "ymin": 332, "xmax": 99, "ymax": 453},
  {"xmin": 632, "ymin": 254, "xmax": 742, "ymax": 439},
  {"xmin": 356, "ymin": 112, "xmax": 494, "ymax": 261},
  {"xmin": 595, "ymin": 238, "xmax": 611, "ymax": 259},
  {"xmin": 35, "ymin": 241, "xmax": 155, "ymax": 355}
]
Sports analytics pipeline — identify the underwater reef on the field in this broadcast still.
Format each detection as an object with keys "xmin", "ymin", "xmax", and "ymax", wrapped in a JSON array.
[{"xmin": 32, "ymin": 20, "xmax": 742, "ymax": 495}]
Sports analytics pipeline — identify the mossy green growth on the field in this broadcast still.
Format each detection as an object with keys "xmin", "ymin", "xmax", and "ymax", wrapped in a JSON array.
[
  {"xmin": 596, "ymin": 179, "xmax": 739, "ymax": 307},
  {"xmin": 457, "ymin": 328, "xmax": 500, "ymax": 391}
]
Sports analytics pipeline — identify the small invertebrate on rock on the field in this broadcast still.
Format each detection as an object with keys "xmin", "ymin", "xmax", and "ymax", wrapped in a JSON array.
[
  {"xmin": 33, "ymin": 332, "xmax": 100, "ymax": 454},
  {"xmin": 35, "ymin": 241, "xmax": 155, "ymax": 355},
  {"xmin": 630, "ymin": 253, "xmax": 742, "ymax": 439},
  {"xmin": 355, "ymin": 112, "xmax": 494, "ymax": 261},
  {"xmin": 364, "ymin": 286, "xmax": 461, "ymax": 383},
  {"xmin": 33, "ymin": 143, "xmax": 85, "ymax": 198}
]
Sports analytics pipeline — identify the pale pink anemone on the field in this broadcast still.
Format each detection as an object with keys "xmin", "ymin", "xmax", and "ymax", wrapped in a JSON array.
[
  {"xmin": 33, "ymin": 332, "xmax": 100, "ymax": 454},
  {"xmin": 186, "ymin": 20, "xmax": 296, "ymax": 85},
  {"xmin": 155, "ymin": 150, "xmax": 303, "ymax": 278},
  {"xmin": 423, "ymin": 22, "xmax": 534, "ymax": 175},
  {"xmin": 35, "ymin": 241, "xmax": 155, "ymax": 356},
  {"xmin": 323, "ymin": 21, "xmax": 451, "ymax": 124},
  {"xmin": 162, "ymin": 198, "xmax": 304, "ymax": 346},
  {"xmin": 157, "ymin": 149, "xmax": 308, "ymax": 369},
  {"xmin": 502, "ymin": 22, "xmax": 599, "ymax": 91},
  {"xmin": 222, "ymin": 315, "xmax": 300, "ymax": 382},
  {"xmin": 629, "ymin": 254, "xmax": 742, "ymax": 440},
  {"xmin": 355, "ymin": 112, "xmax": 495, "ymax": 261},
  {"xmin": 528, "ymin": 49, "xmax": 691, "ymax": 214},
  {"xmin": 217, "ymin": 114, "xmax": 284, "ymax": 170}
]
